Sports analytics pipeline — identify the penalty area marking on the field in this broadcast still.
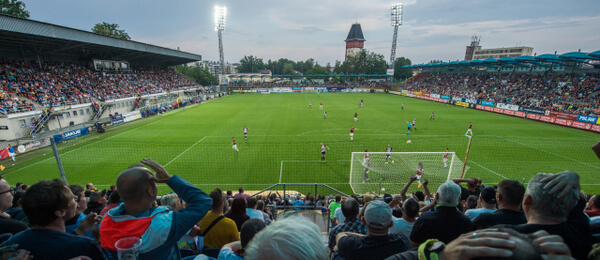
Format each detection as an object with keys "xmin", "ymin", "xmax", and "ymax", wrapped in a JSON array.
[
  {"xmin": 164, "ymin": 136, "xmax": 208, "ymax": 167},
  {"xmin": 280, "ymin": 159, "xmax": 351, "ymax": 183},
  {"xmin": 469, "ymin": 160, "xmax": 509, "ymax": 179}
]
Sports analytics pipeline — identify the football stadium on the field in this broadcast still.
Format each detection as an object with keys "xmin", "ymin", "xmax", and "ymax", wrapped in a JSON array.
[{"xmin": 0, "ymin": 2, "xmax": 599, "ymax": 259}]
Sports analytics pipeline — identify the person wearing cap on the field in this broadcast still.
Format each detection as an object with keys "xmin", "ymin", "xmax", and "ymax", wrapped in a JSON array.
[
  {"xmin": 472, "ymin": 180, "xmax": 526, "ymax": 229},
  {"xmin": 335, "ymin": 200, "xmax": 410, "ymax": 260},
  {"xmin": 464, "ymin": 187, "xmax": 497, "ymax": 221},
  {"xmin": 410, "ymin": 180, "xmax": 474, "ymax": 247},
  {"xmin": 84, "ymin": 189, "xmax": 107, "ymax": 215}
]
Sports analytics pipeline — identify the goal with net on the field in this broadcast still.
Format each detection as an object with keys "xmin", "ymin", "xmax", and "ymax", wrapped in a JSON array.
[{"xmin": 349, "ymin": 152, "xmax": 466, "ymax": 195}]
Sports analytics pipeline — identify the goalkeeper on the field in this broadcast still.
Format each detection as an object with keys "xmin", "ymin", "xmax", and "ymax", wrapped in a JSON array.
[
  {"xmin": 385, "ymin": 144, "xmax": 394, "ymax": 164},
  {"xmin": 415, "ymin": 162, "xmax": 424, "ymax": 188},
  {"xmin": 362, "ymin": 150, "xmax": 371, "ymax": 183}
]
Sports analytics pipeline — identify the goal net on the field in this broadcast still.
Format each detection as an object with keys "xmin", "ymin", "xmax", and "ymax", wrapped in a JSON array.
[{"xmin": 349, "ymin": 152, "xmax": 467, "ymax": 195}]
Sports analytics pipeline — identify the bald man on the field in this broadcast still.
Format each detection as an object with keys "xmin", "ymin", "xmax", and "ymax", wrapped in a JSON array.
[{"xmin": 99, "ymin": 159, "xmax": 212, "ymax": 260}]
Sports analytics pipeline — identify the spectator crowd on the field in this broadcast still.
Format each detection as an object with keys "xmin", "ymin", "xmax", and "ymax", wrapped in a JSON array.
[
  {"xmin": 405, "ymin": 72, "xmax": 600, "ymax": 116},
  {"xmin": 2, "ymin": 153, "xmax": 600, "ymax": 259}
]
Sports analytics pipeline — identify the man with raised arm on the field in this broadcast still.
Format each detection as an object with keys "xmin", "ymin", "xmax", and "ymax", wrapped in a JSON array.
[{"xmin": 99, "ymin": 158, "xmax": 212, "ymax": 260}]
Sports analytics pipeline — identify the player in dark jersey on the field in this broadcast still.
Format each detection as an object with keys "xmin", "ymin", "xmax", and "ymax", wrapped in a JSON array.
[
  {"xmin": 404, "ymin": 120, "xmax": 412, "ymax": 135},
  {"xmin": 465, "ymin": 122, "xmax": 473, "ymax": 136},
  {"xmin": 320, "ymin": 143, "xmax": 330, "ymax": 162},
  {"xmin": 443, "ymin": 148, "xmax": 449, "ymax": 168},
  {"xmin": 430, "ymin": 110, "xmax": 435, "ymax": 120},
  {"xmin": 360, "ymin": 99, "xmax": 364, "ymax": 107},
  {"xmin": 232, "ymin": 137, "xmax": 239, "ymax": 152},
  {"xmin": 350, "ymin": 126, "xmax": 357, "ymax": 141},
  {"xmin": 354, "ymin": 112, "xmax": 358, "ymax": 122}
]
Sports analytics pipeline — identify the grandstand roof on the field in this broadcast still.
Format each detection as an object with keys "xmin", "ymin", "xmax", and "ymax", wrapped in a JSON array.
[
  {"xmin": 0, "ymin": 14, "xmax": 202, "ymax": 67},
  {"xmin": 345, "ymin": 23, "xmax": 365, "ymax": 42},
  {"xmin": 405, "ymin": 51, "xmax": 599, "ymax": 69}
]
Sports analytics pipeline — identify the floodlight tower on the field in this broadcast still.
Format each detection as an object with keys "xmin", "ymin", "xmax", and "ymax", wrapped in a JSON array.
[
  {"xmin": 214, "ymin": 6, "xmax": 226, "ymax": 75},
  {"xmin": 389, "ymin": 3, "xmax": 403, "ymax": 70}
]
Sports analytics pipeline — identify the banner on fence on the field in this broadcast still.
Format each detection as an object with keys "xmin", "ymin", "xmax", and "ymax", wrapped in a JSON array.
[
  {"xmin": 547, "ymin": 111, "xmax": 579, "ymax": 120},
  {"xmin": 53, "ymin": 127, "xmax": 90, "ymax": 143},
  {"xmin": 518, "ymin": 106, "xmax": 546, "ymax": 115},
  {"xmin": 481, "ymin": 101, "xmax": 494, "ymax": 107},
  {"xmin": 497, "ymin": 103, "xmax": 520, "ymax": 111},
  {"xmin": 577, "ymin": 115, "xmax": 598, "ymax": 124}
]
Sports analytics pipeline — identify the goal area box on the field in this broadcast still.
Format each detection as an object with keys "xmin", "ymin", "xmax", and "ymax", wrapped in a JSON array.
[{"xmin": 350, "ymin": 152, "xmax": 464, "ymax": 195}]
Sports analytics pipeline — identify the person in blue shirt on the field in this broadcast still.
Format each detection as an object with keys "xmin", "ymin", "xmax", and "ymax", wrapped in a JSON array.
[
  {"xmin": 405, "ymin": 120, "xmax": 412, "ymax": 135},
  {"xmin": 8, "ymin": 145, "xmax": 16, "ymax": 161}
]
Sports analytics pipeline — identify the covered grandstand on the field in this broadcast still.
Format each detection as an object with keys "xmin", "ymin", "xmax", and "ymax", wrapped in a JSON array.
[{"xmin": 0, "ymin": 14, "xmax": 210, "ymax": 141}]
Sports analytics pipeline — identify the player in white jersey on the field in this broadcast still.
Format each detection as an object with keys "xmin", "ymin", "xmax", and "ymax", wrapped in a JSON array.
[
  {"xmin": 412, "ymin": 118, "xmax": 417, "ymax": 131},
  {"xmin": 385, "ymin": 144, "xmax": 394, "ymax": 164},
  {"xmin": 415, "ymin": 162, "xmax": 424, "ymax": 187},
  {"xmin": 324, "ymin": 110, "xmax": 327, "ymax": 120},
  {"xmin": 443, "ymin": 148, "xmax": 449, "ymax": 168},
  {"xmin": 309, "ymin": 101, "xmax": 312, "ymax": 109},
  {"xmin": 401, "ymin": 103, "xmax": 404, "ymax": 111},
  {"xmin": 362, "ymin": 149, "xmax": 370, "ymax": 183},
  {"xmin": 243, "ymin": 126, "xmax": 249, "ymax": 139},
  {"xmin": 232, "ymin": 137, "xmax": 239, "ymax": 152},
  {"xmin": 320, "ymin": 143, "xmax": 330, "ymax": 162}
]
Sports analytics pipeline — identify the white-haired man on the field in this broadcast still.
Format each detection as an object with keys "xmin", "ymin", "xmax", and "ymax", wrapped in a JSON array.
[
  {"xmin": 409, "ymin": 180, "xmax": 473, "ymax": 247},
  {"xmin": 502, "ymin": 171, "xmax": 591, "ymax": 260}
]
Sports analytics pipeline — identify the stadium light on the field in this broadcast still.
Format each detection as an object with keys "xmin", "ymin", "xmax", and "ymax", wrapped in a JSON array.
[
  {"xmin": 214, "ymin": 6, "xmax": 227, "ymax": 31},
  {"xmin": 214, "ymin": 6, "xmax": 227, "ymax": 75},
  {"xmin": 389, "ymin": 3, "xmax": 403, "ymax": 70},
  {"xmin": 391, "ymin": 3, "xmax": 402, "ymax": 27}
]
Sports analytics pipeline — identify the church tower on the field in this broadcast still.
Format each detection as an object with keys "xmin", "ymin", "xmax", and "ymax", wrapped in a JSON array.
[{"xmin": 345, "ymin": 23, "xmax": 366, "ymax": 60}]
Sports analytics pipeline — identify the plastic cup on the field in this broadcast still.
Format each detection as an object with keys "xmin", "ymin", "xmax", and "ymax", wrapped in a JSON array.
[{"xmin": 115, "ymin": 237, "xmax": 142, "ymax": 260}]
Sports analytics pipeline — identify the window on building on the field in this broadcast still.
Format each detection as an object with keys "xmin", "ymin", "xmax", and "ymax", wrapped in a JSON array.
[
  {"xmin": 19, "ymin": 119, "xmax": 26, "ymax": 127},
  {"xmin": 86, "ymin": 108, "xmax": 90, "ymax": 114},
  {"xmin": 65, "ymin": 112, "xmax": 71, "ymax": 118},
  {"xmin": 80, "ymin": 110, "xmax": 84, "ymax": 115}
]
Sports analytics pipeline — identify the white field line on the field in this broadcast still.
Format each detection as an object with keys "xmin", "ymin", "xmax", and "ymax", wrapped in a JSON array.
[
  {"xmin": 3, "ymin": 102, "xmax": 208, "ymax": 177},
  {"xmin": 164, "ymin": 136, "xmax": 208, "ymax": 167},
  {"xmin": 279, "ymin": 159, "xmax": 351, "ymax": 183},
  {"xmin": 469, "ymin": 160, "xmax": 509, "ymax": 179},
  {"xmin": 499, "ymin": 137, "xmax": 600, "ymax": 170}
]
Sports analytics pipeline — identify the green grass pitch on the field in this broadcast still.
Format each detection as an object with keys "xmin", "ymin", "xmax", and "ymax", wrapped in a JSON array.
[{"xmin": 2, "ymin": 93, "xmax": 599, "ymax": 196}]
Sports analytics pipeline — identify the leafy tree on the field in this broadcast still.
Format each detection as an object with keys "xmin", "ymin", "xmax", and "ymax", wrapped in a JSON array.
[
  {"xmin": 305, "ymin": 65, "xmax": 326, "ymax": 75},
  {"xmin": 393, "ymin": 57, "xmax": 413, "ymax": 80},
  {"xmin": 237, "ymin": 55, "xmax": 266, "ymax": 73},
  {"xmin": 92, "ymin": 22, "xmax": 131, "ymax": 40},
  {"xmin": 282, "ymin": 63, "xmax": 295, "ymax": 75},
  {"xmin": 334, "ymin": 50, "xmax": 387, "ymax": 75},
  {"xmin": 173, "ymin": 63, "xmax": 218, "ymax": 86},
  {"xmin": 0, "ymin": 0, "xmax": 30, "ymax": 18}
]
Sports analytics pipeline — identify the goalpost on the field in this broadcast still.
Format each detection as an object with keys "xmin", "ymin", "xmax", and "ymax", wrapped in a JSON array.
[{"xmin": 349, "ymin": 152, "xmax": 466, "ymax": 195}]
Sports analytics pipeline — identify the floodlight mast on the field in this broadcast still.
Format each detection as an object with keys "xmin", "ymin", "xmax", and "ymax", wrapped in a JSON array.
[
  {"xmin": 214, "ymin": 6, "xmax": 226, "ymax": 75},
  {"xmin": 389, "ymin": 3, "xmax": 403, "ymax": 70}
]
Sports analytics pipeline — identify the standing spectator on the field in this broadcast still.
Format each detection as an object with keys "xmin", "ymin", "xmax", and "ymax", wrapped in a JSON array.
[
  {"xmin": 84, "ymin": 183, "xmax": 97, "ymax": 197},
  {"xmin": 473, "ymin": 180, "xmax": 526, "ymax": 229},
  {"xmin": 5, "ymin": 179, "xmax": 106, "ymax": 259},
  {"xmin": 246, "ymin": 197, "xmax": 264, "ymax": 222},
  {"xmin": 218, "ymin": 219, "xmax": 266, "ymax": 260},
  {"xmin": 235, "ymin": 187, "xmax": 249, "ymax": 201},
  {"xmin": 99, "ymin": 159, "xmax": 212, "ymax": 259},
  {"xmin": 329, "ymin": 195, "xmax": 342, "ymax": 226},
  {"xmin": 244, "ymin": 216, "xmax": 328, "ymax": 260},
  {"xmin": 0, "ymin": 177, "xmax": 27, "ymax": 235},
  {"xmin": 504, "ymin": 171, "xmax": 591, "ymax": 259},
  {"xmin": 410, "ymin": 180, "xmax": 473, "ymax": 246},
  {"xmin": 389, "ymin": 198, "xmax": 419, "ymax": 238},
  {"xmin": 226, "ymin": 197, "xmax": 250, "ymax": 231},
  {"xmin": 84, "ymin": 189, "xmax": 107, "ymax": 215},
  {"xmin": 335, "ymin": 200, "xmax": 411, "ymax": 260},
  {"xmin": 453, "ymin": 177, "xmax": 482, "ymax": 201},
  {"xmin": 99, "ymin": 190, "xmax": 121, "ymax": 216},
  {"xmin": 256, "ymin": 200, "xmax": 272, "ymax": 225},
  {"xmin": 585, "ymin": 194, "xmax": 600, "ymax": 217},
  {"xmin": 198, "ymin": 188, "xmax": 239, "ymax": 252},
  {"xmin": 464, "ymin": 187, "xmax": 497, "ymax": 221},
  {"xmin": 328, "ymin": 198, "xmax": 366, "ymax": 250}
]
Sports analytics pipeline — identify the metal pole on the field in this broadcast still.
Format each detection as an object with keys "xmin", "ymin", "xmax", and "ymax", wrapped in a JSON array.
[{"xmin": 50, "ymin": 138, "xmax": 68, "ymax": 184}]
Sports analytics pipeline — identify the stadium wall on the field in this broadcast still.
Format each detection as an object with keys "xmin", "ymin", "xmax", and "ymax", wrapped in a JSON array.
[{"xmin": 390, "ymin": 90, "xmax": 600, "ymax": 133}]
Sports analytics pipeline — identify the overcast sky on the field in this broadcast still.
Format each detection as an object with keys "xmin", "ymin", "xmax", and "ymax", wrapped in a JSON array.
[{"xmin": 25, "ymin": 0, "xmax": 600, "ymax": 66}]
